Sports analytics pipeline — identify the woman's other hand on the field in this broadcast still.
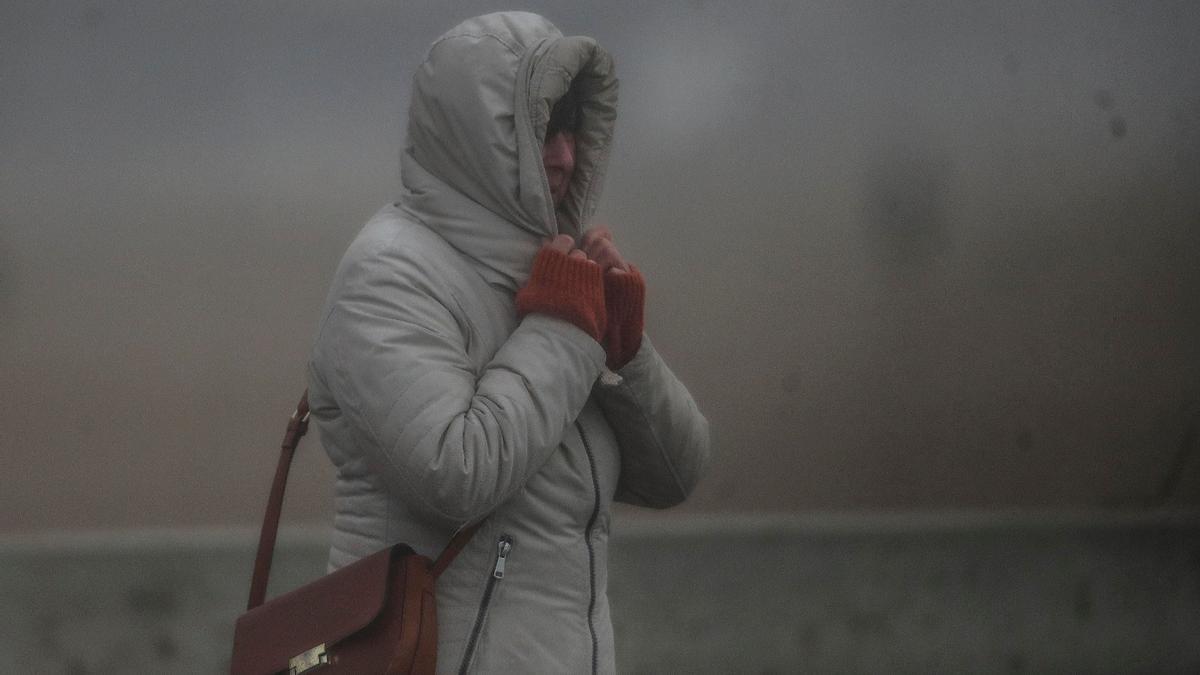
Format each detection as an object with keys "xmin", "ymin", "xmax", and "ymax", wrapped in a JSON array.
[
  {"xmin": 580, "ymin": 226, "xmax": 644, "ymax": 369},
  {"xmin": 580, "ymin": 226, "xmax": 630, "ymax": 274}
]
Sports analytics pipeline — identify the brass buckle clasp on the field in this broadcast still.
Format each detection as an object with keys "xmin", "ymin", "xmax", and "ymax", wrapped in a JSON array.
[{"xmin": 288, "ymin": 643, "xmax": 328, "ymax": 674}]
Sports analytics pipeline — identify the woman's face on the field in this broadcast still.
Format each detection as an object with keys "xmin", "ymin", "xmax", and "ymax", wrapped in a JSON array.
[{"xmin": 542, "ymin": 130, "xmax": 576, "ymax": 207}]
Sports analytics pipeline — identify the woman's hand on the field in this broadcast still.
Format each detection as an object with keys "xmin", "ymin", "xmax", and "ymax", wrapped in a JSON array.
[
  {"xmin": 547, "ymin": 233, "xmax": 595, "ymax": 264},
  {"xmin": 515, "ymin": 235, "xmax": 606, "ymax": 342},
  {"xmin": 579, "ymin": 226, "xmax": 630, "ymax": 274},
  {"xmin": 580, "ymin": 226, "xmax": 645, "ymax": 369}
]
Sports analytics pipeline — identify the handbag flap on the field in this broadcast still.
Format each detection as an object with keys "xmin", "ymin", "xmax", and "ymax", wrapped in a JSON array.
[{"xmin": 231, "ymin": 544, "xmax": 414, "ymax": 675}]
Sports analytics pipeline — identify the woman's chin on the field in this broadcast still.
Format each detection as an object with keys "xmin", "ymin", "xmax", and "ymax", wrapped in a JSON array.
[{"xmin": 550, "ymin": 186, "xmax": 567, "ymax": 207}]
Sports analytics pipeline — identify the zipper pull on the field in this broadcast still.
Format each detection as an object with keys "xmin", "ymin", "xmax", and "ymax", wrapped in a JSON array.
[{"xmin": 492, "ymin": 536, "xmax": 513, "ymax": 579}]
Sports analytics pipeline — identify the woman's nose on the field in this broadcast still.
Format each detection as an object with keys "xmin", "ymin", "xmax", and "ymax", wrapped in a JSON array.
[{"xmin": 543, "ymin": 131, "xmax": 576, "ymax": 172}]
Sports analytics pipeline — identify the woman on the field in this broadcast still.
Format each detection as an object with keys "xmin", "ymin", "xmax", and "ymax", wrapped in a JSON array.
[{"xmin": 307, "ymin": 12, "xmax": 711, "ymax": 673}]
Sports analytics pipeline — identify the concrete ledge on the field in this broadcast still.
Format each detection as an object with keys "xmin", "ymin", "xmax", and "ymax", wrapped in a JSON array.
[
  {"xmin": 1, "ymin": 511, "xmax": 1197, "ymax": 673},
  {"xmin": 5, "ymin": 508, "xmax": 1197, "ymax": 551}
]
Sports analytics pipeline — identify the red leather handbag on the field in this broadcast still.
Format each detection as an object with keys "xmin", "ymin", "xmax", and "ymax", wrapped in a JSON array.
[{"xmin": 230, "ymin": 392, "xmax": 478, "ymax": 674}]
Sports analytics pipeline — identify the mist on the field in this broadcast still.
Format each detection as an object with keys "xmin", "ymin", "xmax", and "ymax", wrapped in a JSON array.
[{"xmin": 1, "ymin": 1, "xmax": 1198, "ymax": 532}]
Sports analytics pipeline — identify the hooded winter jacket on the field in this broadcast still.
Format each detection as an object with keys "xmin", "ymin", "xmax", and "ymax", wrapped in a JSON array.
[{"xmin": 307, "ymin": 12, "xmax": 711, "ymax": 673}]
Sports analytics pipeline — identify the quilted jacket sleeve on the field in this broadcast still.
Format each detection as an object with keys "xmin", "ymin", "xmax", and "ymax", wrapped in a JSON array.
[
  {"xmin": 322, "ymin": 244, "xmax": 607, "ymax": 525},
  {"xmin": 595, "ymin": 335, "xmax": 712, "ymax": 508}
]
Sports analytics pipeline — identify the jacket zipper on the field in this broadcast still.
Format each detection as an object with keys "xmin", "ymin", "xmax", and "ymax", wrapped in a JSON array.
[
  {"xmin": 576, "ymin": 420, "xmax": 601, "ymax": 675},
  {"xmin": 457, "ymin": 534, "xmax": 513, "ymax": 675}
]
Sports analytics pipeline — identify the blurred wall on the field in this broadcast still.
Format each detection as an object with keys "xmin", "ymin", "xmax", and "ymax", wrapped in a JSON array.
[
  {"xmin": 2, "ymin": 0, "xmax": 1198, "ymax": 533},
  {"xmin": 3, "ymin": 514, "xmax": 1198, "ymax": 673}
]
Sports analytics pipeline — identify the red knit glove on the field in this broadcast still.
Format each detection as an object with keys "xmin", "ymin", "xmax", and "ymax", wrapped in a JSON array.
[
  {"xmin": 516, "ymin": 247, "xmax": 607, "ymax": 342},
  {"xmin": 602, "ymin": 266, "xmax": 645, "ymax": 370}
]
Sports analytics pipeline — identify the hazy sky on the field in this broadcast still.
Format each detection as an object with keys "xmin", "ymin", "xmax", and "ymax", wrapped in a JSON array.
[{"xmin": 2, "ymin": 1, "xmax": 1198, "ymax": 532}]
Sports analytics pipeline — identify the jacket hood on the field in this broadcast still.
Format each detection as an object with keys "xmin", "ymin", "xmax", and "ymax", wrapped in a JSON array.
[{"xmin": 399, "ymin": 12, "xmax": 619, "ymax": 291}]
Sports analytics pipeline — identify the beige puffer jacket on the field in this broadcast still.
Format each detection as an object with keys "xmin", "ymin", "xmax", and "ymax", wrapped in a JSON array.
[{"xmin": 307, "ymin": 12, "xmax": 711, "ymax": 674}]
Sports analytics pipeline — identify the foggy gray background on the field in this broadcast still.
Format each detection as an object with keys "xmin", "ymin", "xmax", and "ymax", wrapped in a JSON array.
[{"xmin": 2, "ymin": 0, "xmax": 1199, "ymax": 534}]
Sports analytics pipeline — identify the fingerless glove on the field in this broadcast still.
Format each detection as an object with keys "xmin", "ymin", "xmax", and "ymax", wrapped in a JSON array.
[
  {"xmin": 516, "ymin": 247, "xmax": 607, "ymax": 342},
  {"xmin": 602, "ymin": 265, "xmax": 645, "ymax": 370}
]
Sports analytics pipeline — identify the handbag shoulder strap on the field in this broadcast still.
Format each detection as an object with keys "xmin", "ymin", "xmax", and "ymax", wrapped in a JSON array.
[{"xmin": 246, "ymin": 390, "xmax": 482, "ymax": 611}]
